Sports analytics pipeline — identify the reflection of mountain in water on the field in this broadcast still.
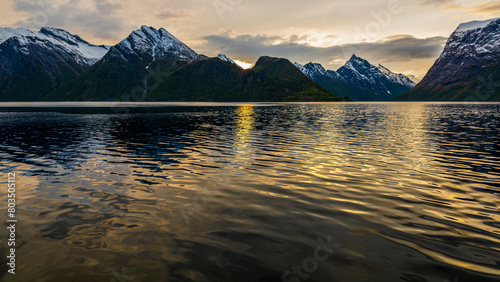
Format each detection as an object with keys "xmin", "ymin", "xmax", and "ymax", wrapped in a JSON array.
[{"xmin": 422, "ymin": 104, "xmax": 500, "ymax": 190}]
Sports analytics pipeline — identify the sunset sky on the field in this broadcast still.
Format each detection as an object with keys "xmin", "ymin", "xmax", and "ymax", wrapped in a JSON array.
[{"xmin": 1, "ymin": 0, "xmax": 499, "ymax": 78}]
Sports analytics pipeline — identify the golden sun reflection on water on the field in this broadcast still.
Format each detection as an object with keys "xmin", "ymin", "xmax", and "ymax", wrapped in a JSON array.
[{"xmin": 235, "ymin": 105, "xmax": 255, "ymax": 144}]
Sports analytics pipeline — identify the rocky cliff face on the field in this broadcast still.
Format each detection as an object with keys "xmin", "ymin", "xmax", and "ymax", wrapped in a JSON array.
[{"xmin": 396, "ymin": 18, "xmax": 500, "ymax": 101}]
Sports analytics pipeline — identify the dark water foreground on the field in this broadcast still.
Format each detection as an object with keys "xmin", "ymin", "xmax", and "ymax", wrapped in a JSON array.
[{"xmin": 0, "ymin": 102, "xmax": 499, "ymax": 282}]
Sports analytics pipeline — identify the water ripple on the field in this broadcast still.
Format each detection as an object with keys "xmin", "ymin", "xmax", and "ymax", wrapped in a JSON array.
[{"xmin": 0, "ymin": 102, "xmax": 499, "ymax": 281}]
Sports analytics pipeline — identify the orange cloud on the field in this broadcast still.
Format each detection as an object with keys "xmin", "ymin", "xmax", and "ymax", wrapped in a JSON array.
[{"xmin": 467, "ymin": 1, "xmax": 500, "ymax": 17}]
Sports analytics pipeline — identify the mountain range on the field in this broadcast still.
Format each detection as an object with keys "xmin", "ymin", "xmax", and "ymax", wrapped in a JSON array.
[
  {"xmin": 0, "ymin": 26, "xmax": 341, "ymax": 102},
  {"xmin": 396, "ymin": 17, "xmax": 500, "ymax": 101},
  {"xmin": 295, "ymin": 56, "xmax": 419, "ymax": 101},
  {"xmin": 0, "ymin": 17, "xmax": 499, "ymax": 102},
  {"xmin": 0, "ymin": 27, "xmax": 109, "ymax": 101}
]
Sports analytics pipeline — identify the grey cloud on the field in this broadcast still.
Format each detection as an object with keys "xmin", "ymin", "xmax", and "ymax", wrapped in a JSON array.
[
  {"xmin": 155, "ymin": 9, "xmax": 193, "ymax": 20},
  {"xmin": 203, "ymin": 33, "xmax": 445, "ymax": 61},
  {"xmin": 12, "ymin": 0, "xmax": 42, "ymax": 11},
  {"xmin": 201, "ymin": 33, "xmax": 447, "ymax": 75},
  {"xmin": 13, "ymin": 0, "xmax": 125, "ymax": 40},
  {"xmin": 367, "ymin": 35, "xmax": 446, "ymax": 59},
  {"xmin": 94, "ymin": 0, "xmax": 122, "ymax": 15}
]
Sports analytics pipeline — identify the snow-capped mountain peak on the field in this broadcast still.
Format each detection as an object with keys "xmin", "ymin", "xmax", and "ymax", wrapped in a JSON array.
[
  {"xmin": 398, "ymin": 17, "xmax": 500, "ymax": 101},
  {"xmin": 455, "ymin": 17, "xmax": 500, "ymax": 33},
  {"xmin": 377, "ymin": 64, "xmax": 393, "ymax": 75},
  {"xmin": 345, "ymin": 55, "xmax": 373, "ymax": 71},
  {"xmin": 113, "ymin": 26, "xmax": 199, "ymax": 63},
  {"xmin": 40, "ymin": 27, "xmax": 83, "ymax": 46},
  {"xmin": 377, "ymin": 64, "xmax": 418, "ymax": 87},
  {"xmin": 425, "ymin": 17, "xmax": 500, "ymax": 86},
  {"xmin": 140, "ymin": 25, "xmax": 160, "ymax": 40},
  {"xmin": 0, "ymin": 26, "xmax": 109, "ymax": 65},
  {"xmin": 294, "ymin": 62, "xmax": 307, "ymax": 74},
  {"xmin": 294, "ymin": 62, "xmax": 329, "ymax": 79},
  {"xmin": 0, "ymin": 26, "xmax": 112, "ymax": 100},
  {"xmin": 307, "ymin": 63, "xmax": 328, "ymax": 75},
  {"xmin": 295, "ymin": 55, "xmax": 418, "ymax": 100},
  {"xmin": 217, "ymin": 54, "xmax": 236, "ymax": 64},
  {"xmin": 445, "ymin": 18, "xmax": 500, "ymax": 58},
  {"xmin": 0, "ymin": 27, "xmax": 36, "ymax": 44}
]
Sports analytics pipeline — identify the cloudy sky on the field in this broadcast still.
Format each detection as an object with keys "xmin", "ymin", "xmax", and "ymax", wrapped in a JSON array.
[{"xmin": 1, "ymin": 0, "xmax": 499, "ymax": 78}]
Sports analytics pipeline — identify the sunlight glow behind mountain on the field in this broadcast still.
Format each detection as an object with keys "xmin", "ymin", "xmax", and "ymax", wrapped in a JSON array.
[{"xmin": 234, "ymin": 60, "xmax": 253, "ymax": 69}]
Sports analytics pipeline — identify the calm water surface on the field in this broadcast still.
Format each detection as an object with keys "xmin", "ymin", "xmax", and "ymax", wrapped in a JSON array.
[{"xmin": 0, "ymin": 102, "xmax": 499, "ymax": 282}]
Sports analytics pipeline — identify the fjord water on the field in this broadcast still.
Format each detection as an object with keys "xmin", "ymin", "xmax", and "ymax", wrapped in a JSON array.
[{"xmin": 0, "ymin": 103, "xmax": 499, "ymax": 282}]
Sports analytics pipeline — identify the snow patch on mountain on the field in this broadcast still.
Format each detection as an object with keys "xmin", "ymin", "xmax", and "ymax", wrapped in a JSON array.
[
  {"xmin": 297, "ymin": 55, "xmax": 417, "ymax": 89},
  {"xmin": 113, "ymin": 25, "xmax": 199, "ymax": 63},
  {"xmin": 296, "ymin": 55, "xmax": 418, "ymax": 100},
  {"xmin": 448, "ymin": 18, "xmax": 500, "ymax": 54},
  {"xmin": 0, "ymin": 28, "xmax": 35, "ymax": 44},
  {"xmin": 0, "ymin": 26, "xmax": 109, "ymax": 65},
  {"xmin": 217, "ymin": 54, "xmax": 236, "ymax": 64},
  {"xmin": 403, "ymin": 17, "xmax": 500, "ymax": 92},
  {"xmin": 455, "ymin": 18, "xmax": 500, "ymax": 33},
  {"xmin": 377, "ymin": 64, "xmax": 417, "ymax": 88},
  {"xmin": 294, "ymin": 62, "xmax": 333, "ymax": 79}
]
